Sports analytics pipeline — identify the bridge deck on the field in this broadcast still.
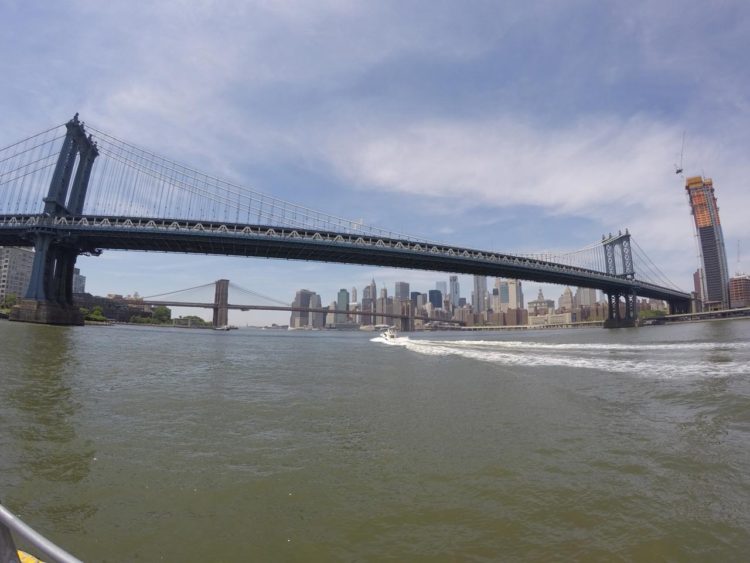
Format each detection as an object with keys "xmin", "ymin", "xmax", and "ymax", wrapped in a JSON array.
[{"xmin": 0, "ymin": 214, "xmax": 690, "ymax": 304}]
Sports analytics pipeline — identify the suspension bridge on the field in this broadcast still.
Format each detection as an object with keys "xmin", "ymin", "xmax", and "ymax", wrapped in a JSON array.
[
  {"xmin": 135, "ymin": 280, "xmax": 460, "ymax": 329},
  {"xmin": 0, "ymin": 115, "xmax": 691, "ymax": 328}
]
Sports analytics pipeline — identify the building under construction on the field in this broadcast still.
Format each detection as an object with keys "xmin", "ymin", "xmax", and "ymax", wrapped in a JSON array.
[{"xmin": 685, "ymin": 176, "xmax": 730, "ymax": 310}]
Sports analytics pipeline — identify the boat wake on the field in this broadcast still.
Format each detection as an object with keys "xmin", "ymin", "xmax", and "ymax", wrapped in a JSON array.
[
  {"xmin": 370, "ymin": 335, "xmax": 411, "ymax": 346},
  {"xmin": 372, "ymin": 337, "xmax": 749, "ymax": 378}
]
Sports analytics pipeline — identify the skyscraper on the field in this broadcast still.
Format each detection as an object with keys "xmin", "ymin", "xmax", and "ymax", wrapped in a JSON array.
[
  {"xmin": 428, "ymin": 289, "xmax": 443, "ymax": 309},
  {"xmin": 472, "ymin": 275, "xmax": 487, "ymax": 313},
  {"xmin": 507, "ymin": 279, "xmax": 523, "ymax": 310},
  {"xmin": 395, "ymin": 282, "xmax": 410, "ymax": 301},
  {"xmin": 72, "ymin": 268, "xmax": 86, "ymax": 294},
  {"xmin": 309, "ymin": 293, "xmax": 325, "ymax": 328},
  {"xmin": 575, "ymin": 287, "xmax": 597, "ymax": 307},
  {"xmin": 558, "ymin": 287, "xmax": 574, "ymax": 311},
  {"xmin": 290, "ymin": 289, "xmax": 314, "ymax": 328},
  {"xmin": 685, "ymin": 176, "xmax": 730, "ymax": 310},
  {"xmin": 436, "ymin": 281, "xmax": 447, "ymax": 297},
  {"xmin": 449, "ymin": 275, "xmax": 460, "ymax": 307},
  {"xmin": 361, "ymin": 279, "xmax": 377, "ymax": 325},
  {"xmin": 336, "ymin": 288, "xmax": 350, "ymax": 324}
]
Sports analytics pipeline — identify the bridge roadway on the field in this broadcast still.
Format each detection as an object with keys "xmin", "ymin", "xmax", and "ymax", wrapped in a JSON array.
[
  {"xmin": 134, "ymin": 301, "xmax": 463, "ymax": 325},
  {"xmin": 0, "ymin": 214, "xmax": 691, "ymax": 306}
]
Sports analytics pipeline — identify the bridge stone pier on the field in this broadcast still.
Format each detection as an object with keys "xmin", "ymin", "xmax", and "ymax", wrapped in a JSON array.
[
  {"xmin": 10, "ymin": 115, "xmax": 98, "ymax": 326},
  {"xmin": 212, "ymin": 279, "xmax": 229, "ymax": 327}
]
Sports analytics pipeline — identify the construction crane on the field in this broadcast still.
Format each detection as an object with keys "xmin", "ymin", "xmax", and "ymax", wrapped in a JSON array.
[{"xmin": 674, "ymin": 131, "xmax": 686, "ymax": 176}]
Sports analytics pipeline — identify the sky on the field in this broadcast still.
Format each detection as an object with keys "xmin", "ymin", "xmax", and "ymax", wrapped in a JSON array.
[{"xmin": 1, "ymin": 0, "xmax": 749, "ymax": 324}]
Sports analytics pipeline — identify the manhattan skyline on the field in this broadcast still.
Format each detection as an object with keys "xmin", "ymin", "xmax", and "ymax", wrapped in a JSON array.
[{"xmin": 1, "ymin": 1, "xmax": 749, "ymax": 326}]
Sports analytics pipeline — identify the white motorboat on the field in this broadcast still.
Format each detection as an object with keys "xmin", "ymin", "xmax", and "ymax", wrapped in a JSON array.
[{"xmin": 381, "ymin": 326, "xmax": 398, "ymax": 341}]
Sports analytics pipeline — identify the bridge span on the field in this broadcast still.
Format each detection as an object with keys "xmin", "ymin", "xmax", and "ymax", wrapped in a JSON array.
[{"xmin": 0, "ymin": 115, "xmax": 691, "ymax": 327}]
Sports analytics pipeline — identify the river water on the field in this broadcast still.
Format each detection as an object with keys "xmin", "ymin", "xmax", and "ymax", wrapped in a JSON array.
[{"xmin": 1, "ymin": 319, "xmax": 749, "ymax": 561}]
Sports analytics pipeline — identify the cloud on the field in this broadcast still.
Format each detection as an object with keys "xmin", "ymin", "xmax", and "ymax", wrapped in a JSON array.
[
  {"xmin": 325, "ymin": 114, "xmax": 679, "ymax": 213},
  {"xmin": 321, "ymin": 112, "xmax": 749, "ymax": 285}
]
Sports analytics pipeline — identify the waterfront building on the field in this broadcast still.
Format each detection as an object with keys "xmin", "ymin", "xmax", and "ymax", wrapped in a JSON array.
[
  {"xmin": 487, "ymin": 311, "xmax": 504, "ymax": 326},
  {"xmin": 527, "ymin": 288, "xmax": 555, "ymax": 315},
  {"xmin": 351, "ymin": 287, "xmax": 357, "ymax": 305},
  {"xmin": 729, "ymin": 275, "xmax": 750, "ymax": 308},
  {"xmin": 505, "ymin": 307, "xmax": 528, "ymax": 326},
  {"xmin": 336, "ymin": 288, "xmax": 350, "ymax": 324},
  {"xmin": 449, "ymin": 275, "xmax": 460, "ymax": 307},
  {"xmin": 453, "ymin": 306, "xmax": 473, "ymax": 324},
  {"xmin": 0, "ymin": 246, "xmax": 34, "ymax": 303},
  {"xmin": 685, "ymin": 176, "xmax": 730, "ymax": 310},
  {"xmin": 472, "ymin": 275, "xmax": 488, "ymax": 313},
  {"xmin": 529, "ymin": 311, "xmax": 574, "ymax": 327}
]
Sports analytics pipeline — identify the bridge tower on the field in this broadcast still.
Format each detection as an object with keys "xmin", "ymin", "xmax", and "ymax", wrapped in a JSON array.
[
  {"xmin": 212, "ymin": 279, "xmax": 229, "ymax": 327},
  {"xmin": 602, "ymin": 230, "xmax": 637, "ymax": 329},
  {"xmin": 10, "ymin": 114, "xmax": 99, "ymax": 326}
]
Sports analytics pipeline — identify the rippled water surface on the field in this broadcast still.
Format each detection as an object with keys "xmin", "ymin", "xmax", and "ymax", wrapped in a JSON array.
[{"xmin": 1, "ymin": 319, "xmax": 749, "ymax": 561}]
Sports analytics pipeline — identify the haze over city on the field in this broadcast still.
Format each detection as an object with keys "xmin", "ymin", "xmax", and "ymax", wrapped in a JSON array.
[{"xmin": 2, "ymin": 1, "xmax": 749, "ymax": 324}]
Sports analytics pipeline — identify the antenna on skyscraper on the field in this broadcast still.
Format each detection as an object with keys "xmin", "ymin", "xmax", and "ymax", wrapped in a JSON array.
[
  {"xmin": 738, "ymin": 240, "xmax": 743, "ymax": 276},
  {"xmin": 674, "ymin": 131, "xmax": 685, "ymax": 176}
]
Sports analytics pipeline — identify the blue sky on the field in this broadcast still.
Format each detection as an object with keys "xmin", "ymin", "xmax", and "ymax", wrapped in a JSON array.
[{"xmin": 2, "ymin": 0, "xmax": 749, "ymax": 324}]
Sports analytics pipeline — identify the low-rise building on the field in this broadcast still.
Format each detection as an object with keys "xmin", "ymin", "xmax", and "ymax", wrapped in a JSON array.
[
  {"xmin": 729, "ymin": 275, "xmax": 750, "ymax": 308},
  {"xmin": 0, "ymin": 246, "xmax": 34, "ymax": 303}
]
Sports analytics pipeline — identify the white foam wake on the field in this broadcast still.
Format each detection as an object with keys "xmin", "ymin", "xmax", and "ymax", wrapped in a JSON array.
[{"xmin": 372, "ymin": 336, "xmax": 749, "ymax": 378}]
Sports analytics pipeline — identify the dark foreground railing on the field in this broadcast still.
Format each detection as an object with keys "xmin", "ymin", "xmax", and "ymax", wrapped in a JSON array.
[{"xmin": 0, "ymin": 502, "xmax": 82, "ymax": 563}]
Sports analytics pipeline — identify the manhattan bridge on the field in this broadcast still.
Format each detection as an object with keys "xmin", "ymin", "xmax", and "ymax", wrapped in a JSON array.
[{"xmin": 0, "ymin": 115, "xmax": 690, "ymax": 328}]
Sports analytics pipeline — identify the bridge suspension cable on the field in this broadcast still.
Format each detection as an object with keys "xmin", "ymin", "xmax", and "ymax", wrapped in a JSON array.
[
  {"xmin": 141, "ymin": 282, "xmax": 217, "ymax": 300},
  {"xmin": 516, "ymin": 241, "xmax": 606, "ymax": 273},
  {"xmin": 630, "ymin": 239, "xmax": 682, "ymax": 291},
  {"xmin": 84, "ymin": 124, "xmax": 436, "ymax": 244},
  {"xmin": 0, "ymin": 124, "xmax": 66, "ymax": 214},
  {"xmin": 228, "ymin": 282, "xmax": 290, "ymax": 306}
]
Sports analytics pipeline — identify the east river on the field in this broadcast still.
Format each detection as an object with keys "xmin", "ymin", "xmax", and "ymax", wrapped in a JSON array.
[{"xmin": 1, "ymin": 319, "xmax": 749, "ymax": 561}]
